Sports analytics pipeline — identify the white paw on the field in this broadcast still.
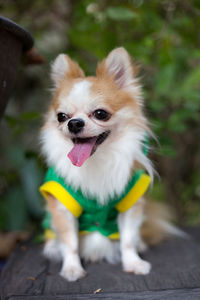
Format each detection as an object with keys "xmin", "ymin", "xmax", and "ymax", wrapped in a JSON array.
[
  {"xmin": 43, "ymin": 239, "xmax": 61, "ymax": 261},
  {"xmin": 123, "ymin": 258, "xmax": 151, "ymax": 275},
  {"xmin": 60, "ymin": 265, "xmax": 87, "ymax": 281}
]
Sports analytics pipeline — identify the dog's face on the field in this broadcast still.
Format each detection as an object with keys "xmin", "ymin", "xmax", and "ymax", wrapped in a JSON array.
[{"xmin": 43, "ymin": 48, "xmax": 148, "ymax": 168}]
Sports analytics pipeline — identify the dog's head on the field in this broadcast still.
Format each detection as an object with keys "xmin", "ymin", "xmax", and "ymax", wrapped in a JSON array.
[{"xmin": 42, "ymin": 48, "xmax": 151, "ymax": 171}]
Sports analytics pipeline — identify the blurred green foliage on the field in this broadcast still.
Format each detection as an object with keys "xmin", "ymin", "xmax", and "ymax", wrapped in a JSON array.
[{"xmin": 0, "ymin": 0, "xmax": 200, "ymax": 232}]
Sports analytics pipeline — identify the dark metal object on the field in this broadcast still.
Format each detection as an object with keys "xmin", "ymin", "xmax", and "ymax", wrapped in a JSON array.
[{"xmin": 0, "ymin": 16, "xmax": 34, "ymax": 119}]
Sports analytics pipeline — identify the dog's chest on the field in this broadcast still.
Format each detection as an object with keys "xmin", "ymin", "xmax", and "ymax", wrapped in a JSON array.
[{"xmin": 64, "ymin": 157, "xmax": 132, "ymax": 205}]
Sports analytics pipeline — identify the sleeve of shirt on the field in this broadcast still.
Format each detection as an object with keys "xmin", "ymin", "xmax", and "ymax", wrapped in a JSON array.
[
  {"xmin": 39, "ymin": 168, "xmax": 83, "ymax": 218},
  {"xmin": 115, "ymin": 173, "xmax": 151, "ymax": 213}
]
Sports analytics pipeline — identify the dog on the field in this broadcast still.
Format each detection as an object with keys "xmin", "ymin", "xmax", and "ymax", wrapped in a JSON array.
[{"xmin": 39, "ymin": 47, "xmax": 179, "ymax": 281}]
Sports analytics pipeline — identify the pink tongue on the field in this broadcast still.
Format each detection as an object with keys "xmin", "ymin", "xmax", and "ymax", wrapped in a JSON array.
[{"xmin": 68, "ymin": 137, "xmax": 97, "ymax": 167}]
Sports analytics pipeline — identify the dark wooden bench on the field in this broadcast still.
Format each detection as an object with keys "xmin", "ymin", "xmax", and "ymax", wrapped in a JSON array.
[{"xmin": 1, "ymin": 227, "xmax": 200, "ymax": 299}]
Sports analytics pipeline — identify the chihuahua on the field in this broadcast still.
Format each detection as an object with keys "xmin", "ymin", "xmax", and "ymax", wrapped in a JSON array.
[{"xmin": 40, "ymin": 47, "xmax": 175, "ymax": 281}]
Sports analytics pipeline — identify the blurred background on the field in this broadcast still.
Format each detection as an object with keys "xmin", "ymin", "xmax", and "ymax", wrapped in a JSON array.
[{"xmin": 0, "ymin": 0, "xmax": 200, "ymax": 256}]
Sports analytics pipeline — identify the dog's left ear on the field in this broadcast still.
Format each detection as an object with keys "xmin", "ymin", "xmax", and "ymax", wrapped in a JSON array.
[
  {"xmin": 51, "ymin": 54, "xmax": 85, "ymax": 88},
  {"xmin": 96, "ymin": 47, "xmax": 138, "ymax": 91}
]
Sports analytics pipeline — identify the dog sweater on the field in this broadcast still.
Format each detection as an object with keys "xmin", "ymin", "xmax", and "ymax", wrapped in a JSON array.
[{"xmin": 40, "ymin": 167, "xmax": 151, "ymax": 240}]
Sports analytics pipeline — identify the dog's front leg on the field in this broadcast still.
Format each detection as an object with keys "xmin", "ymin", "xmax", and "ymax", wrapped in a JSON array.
[
  {"xmin": 118, "ymin": 198, "xmax": 151, "ymax": 275},
  {"xmin": 46, "ymin": 194, "xmax": 86, "ymax": 281}
]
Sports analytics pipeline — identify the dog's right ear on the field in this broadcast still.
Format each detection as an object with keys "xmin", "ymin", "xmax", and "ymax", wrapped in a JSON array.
[{"xmin": 51, "ymin": 54, "xmax": 85, "ymax": 87}]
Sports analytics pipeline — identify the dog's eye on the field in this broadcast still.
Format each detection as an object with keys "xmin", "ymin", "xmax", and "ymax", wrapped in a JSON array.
[
  {"xmin": 93, "ymin": 109, "xmax": 111, "ymax": 121},
  {"xmin": 57, "ymin": 113, "xmax": 68, "ymax": 123}
]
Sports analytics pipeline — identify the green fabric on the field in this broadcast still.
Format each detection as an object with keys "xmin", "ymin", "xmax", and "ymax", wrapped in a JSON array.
[
  {"xmin": 42, "ymin": 167, "xmax": 146, "ymax": 236},
  {"xmin": 42, "ymin": 134, "xmax": 150, "ymax": 237}
]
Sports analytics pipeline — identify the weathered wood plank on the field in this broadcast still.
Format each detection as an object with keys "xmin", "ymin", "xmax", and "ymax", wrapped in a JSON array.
[
  {"xmin": 7, "ymin": 288, "xmax": 200, "ymax": 300},
  {"xmin": 1, "ymin": 228, "xmax": 200, "ymax": 299}
]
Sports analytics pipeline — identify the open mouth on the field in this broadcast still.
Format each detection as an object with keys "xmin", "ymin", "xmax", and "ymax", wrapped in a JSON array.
[{"xmin": 68, "ymin": 131, "xmax": 110, "ymax": 167}]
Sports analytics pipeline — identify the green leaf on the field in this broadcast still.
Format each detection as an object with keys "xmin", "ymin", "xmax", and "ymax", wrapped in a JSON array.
[
  {"xmin": 148, "ymin": 180, "xmax": 165, "ymax": 203},
  {"xmin": 149, "ymin": 100, "xmax": 167, "ymax": 112},
  {"xmin": 33, "ymin": 233, "xmax": 45, "ymax": 244},
  {"xmin": 167, "ymin": 114, "xmax": 187, "ymax": 133},
  {"xmin": 20, "ymin": 160, "xmax": 44, "ymax": 218},
  {"xmin": 2, "ymin": 186, "xmax": 29, "ymax": 231},
  {"xmin": 157, "ymin": 145, "xmax": 177, "ymax": 157},
  {"xmin": 106, "ymin": 7, "xmax": 137, "ymax": 21},
  {"xmin": 155, "ymin": 64, "xmax": 176, "ymax": 96},
  {"xmin": 20, "ymin": 112, "xmax": 40, "ymax": 121},
  {"xmin": 4, "ymin": 115, "xmax": 19, "ymax": 128},
  {"xmin": 182, "ymin": 67, "xmax": 200, "ymax": 90}
]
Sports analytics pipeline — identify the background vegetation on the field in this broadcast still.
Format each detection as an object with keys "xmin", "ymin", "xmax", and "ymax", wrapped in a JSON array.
[{"xmin": 0, "ymin": 0, "xmax": 200, "ymax": 235}]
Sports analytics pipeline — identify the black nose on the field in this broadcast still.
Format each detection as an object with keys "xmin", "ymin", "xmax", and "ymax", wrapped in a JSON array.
[{"xmin": 68, "ymin": 118, "xmax": 85, "ymax": 134}]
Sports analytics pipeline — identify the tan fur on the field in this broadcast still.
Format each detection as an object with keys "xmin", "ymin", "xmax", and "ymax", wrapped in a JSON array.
[
  {"xmin": 51, "ymin": 52, "xmax": 142, "ymax": 119},
  {"xmin": 41, "ymin": 48, "xmax": 179, "ymax": 280},
  {"xmin": 50, "ymin": 54, "xmax": 85, "ymax": 111},
  {"xmin": 46, "ymin": 194, "xmax": 76, "ymax": 246},
  {"xmin": 141, "ymin": 200, "xmax": 174, "ymax": 245},
  {"xmin": 96, "ymin": 54, "xmax": 139, "ymax": 81},
  {"xmin": 96, "ymin": 53, "xmax": 141, "ymax": 97},
  {"xmin": 44, "ymin": 51, "xmax": 149, "ymax": 142},
  {"xmin": 45, "ymin": 194, "xmax": 86, "ymax": 281},
  {"xmin": 51, "ymin": 78, "xmax": 80, "ymax": 111},
  {"xmin": 64, "ymin": 56, "xmax": 85, "ymax": 79},
  {"xmin": 95, "ymin": 58, "xmax": 140, "ymax": 111},
  {"xmin": 89, "ymin": 77, "xmax": 138, "ymax": 111},
  {"xmin": 44, "ymin": 50, "xmax": 174, "ymax": 249}
]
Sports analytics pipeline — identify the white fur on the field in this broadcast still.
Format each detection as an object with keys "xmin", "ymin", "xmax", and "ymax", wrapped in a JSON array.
[
  {"xmin": 43, "ymin": 238, "xmax": 62, "ymax": 261},
  {"xmin": 42, "ymin": 51, "xmax": 154, "ymax": 203},
  {"xmin": 118, "ymin": 198, "xmax": 151, "ymax": 274},
  {"xmin": 80, "ymin": 232, "xmax": 120, "ymax": 264},
  {"xmin": 51, "ymin": 54, "xmax": 68, "ymax": 87},
  {"xmin": 105, "ymin": 47, "xmax": 142, "ymax": 104},
  {"xmin": 41, "ymin": 48, "xmax": 155, "ymax": 280},
  {"xmin": 41, "ymin": 117, "xmax": 153, "ymax": 277},
  {"xmin": 41, "ymin": 125, "xmax": 152, "ymax": 204},
  {"xmin": 66, "ymin": 80, "xmax": 92, "ymax": 108},
  {"xmin": 58, "ymin": 80, "xmax": 92, "ymax": 115}
]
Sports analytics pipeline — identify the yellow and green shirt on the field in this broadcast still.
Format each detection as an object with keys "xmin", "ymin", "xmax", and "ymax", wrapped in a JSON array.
[{"xmin": 40, "ymin": 167, "xmax": 151, "ymax": 240}]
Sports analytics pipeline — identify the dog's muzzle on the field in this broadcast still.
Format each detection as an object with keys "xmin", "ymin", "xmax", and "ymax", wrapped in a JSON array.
[{"xmin": 68, "ymin": 118, "xmax": 85, "ymax": 134}]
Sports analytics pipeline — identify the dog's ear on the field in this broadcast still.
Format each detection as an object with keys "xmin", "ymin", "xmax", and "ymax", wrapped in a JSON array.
[
  {"xmin": 51, "ymin": 54, "xmax": 85, "ymax": 87},
  {"xmin": 96, "ymin": 47, "xmax": 138, "ymax": 90}
]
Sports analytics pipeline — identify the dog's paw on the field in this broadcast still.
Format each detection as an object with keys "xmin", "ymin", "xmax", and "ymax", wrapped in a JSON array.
[
  {"xmin": 43, "ymin": 239, "xmax": 61, "ymax": 261},
  {"xmin": 60, "ymin": 265, "xmax": 87, "ymax": 281},
  {"xmin": 123, "ymin": 258, "xmax": 151, "ymax": 275}
]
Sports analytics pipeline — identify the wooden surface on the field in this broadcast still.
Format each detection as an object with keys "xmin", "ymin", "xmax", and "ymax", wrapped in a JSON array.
[
  {"xmin": 5, "ymin": 288, "xmax": 200, "ymax": 300},
  {"xmin": 1, "ymin": 228, "xmax": 200, "ymax": 300}
]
